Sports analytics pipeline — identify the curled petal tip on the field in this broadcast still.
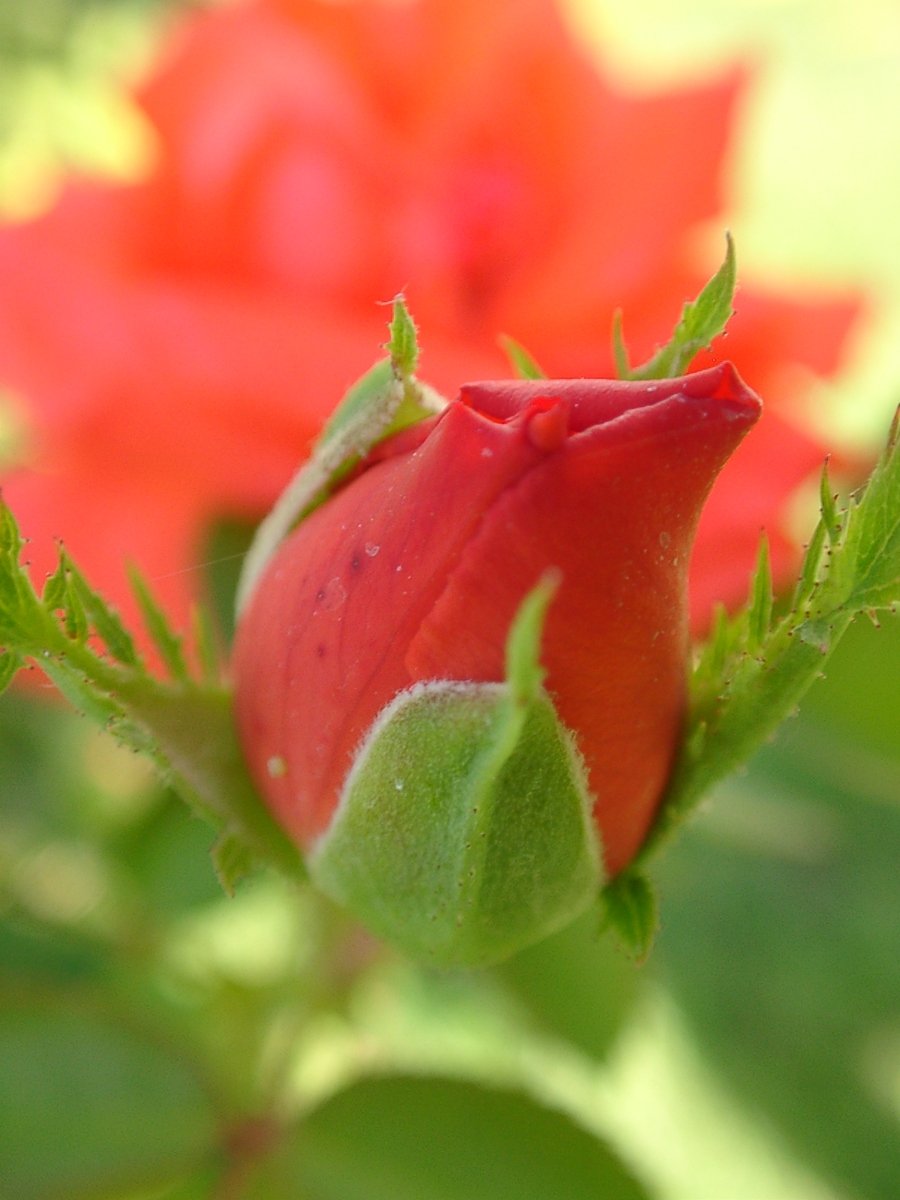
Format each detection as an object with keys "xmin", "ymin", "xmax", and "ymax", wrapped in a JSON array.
[{"xmin": 524, "ymin": 397, "xmax": 569, "ymax": 452}]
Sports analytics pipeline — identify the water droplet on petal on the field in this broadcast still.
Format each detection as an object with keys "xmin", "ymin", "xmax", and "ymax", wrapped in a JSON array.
[
  {"xmin": 321, "ymin": 577, "xmax": 347, "ymax": 610},
  {"xmin": 267, "ymin": 755, "xmax": 287, "ymax": 779}
]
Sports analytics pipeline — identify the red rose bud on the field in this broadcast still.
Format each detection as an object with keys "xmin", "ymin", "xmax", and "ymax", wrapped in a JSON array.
[{"xmin": 234, "ymin": 365, "xmax": 760, "ymax": 964}]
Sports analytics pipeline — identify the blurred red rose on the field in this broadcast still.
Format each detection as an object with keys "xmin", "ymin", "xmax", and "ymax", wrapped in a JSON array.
[{"xmin": 0, "ymin": 0, "xmax": 856, "ymax": 641}]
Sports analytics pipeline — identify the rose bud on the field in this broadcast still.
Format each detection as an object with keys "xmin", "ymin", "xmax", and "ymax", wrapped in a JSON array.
[{"xmin": 234, "ymin": 365, "xmax": 760, "ymax": 965}]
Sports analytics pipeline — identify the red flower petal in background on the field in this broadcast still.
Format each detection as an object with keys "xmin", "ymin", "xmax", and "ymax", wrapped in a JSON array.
[{"xmin": 0, "ymin": 0, "xmax": 858, "ymax": 644}]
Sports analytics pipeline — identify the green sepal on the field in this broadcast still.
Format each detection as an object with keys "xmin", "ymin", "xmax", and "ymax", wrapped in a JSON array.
[
  {"xmin": 615, "ymin": 233, "xmax": 736, "ymax": 380},
  {"xmin": 499, "ymin": 335, "xmax": 547, "ymax": 380},
  {"xmin": 598, "ymin": 871, "xmax": 659, "ymax": 962},
  {"xmin": 0, "ymin": 497, "xmax": 305, "ymax": 886},
  {"xmin": 310, "ymin": 578, "xmax": 602, "ymax": 967},
  {"xmin": 128, "ymin": 563, "xmax": 186, "ymax": 679},
  {"xmin": 56, "ymin": 550, "xmax": 141, "ymax": 668},
  {"xmin": 746, "ymin": 535, "xmax": 773, "ymax": 655},
  {"xmin": 385, "ymin": 291, "xmax": 420, "ymax": 377},
  {"xmin": 643, "ymin": 407, "xmax": 900, "ymax": 860},
  {"xmin": 210, "ymin": 830, "xmax": 257, "ymax": 896},
  {"xmin": 235, "ymin": 297, "xmax": 446, "ymax": 613},
  {"xmin": 505, "ymin": 569, "xmax": 559, "ymax": 698}
]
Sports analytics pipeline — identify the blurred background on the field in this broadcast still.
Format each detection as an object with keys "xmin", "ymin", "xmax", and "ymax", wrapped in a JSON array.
[{"xmin": 0, "ymin": 1, "xmax": 898, "ymax": 1198}]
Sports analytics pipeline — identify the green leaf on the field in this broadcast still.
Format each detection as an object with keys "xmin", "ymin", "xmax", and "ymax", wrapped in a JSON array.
[
  {"xmin": 599, "ymin": 871, "xmax": 659, "ymax": 961},
  {"xmin": 0, "ymin": 915, "xmax": 109, "ymax": 986},
  {"xmin": 0, "ymin": 691, "xmax": 90, "ymax": 831},
  {"xmin": 499, "ymin": 906, "xmax": 639, "ymax": 1061},
  {"xmin": 236, "ymin": 299, "xmax": 445, "ymax": 614},
  {"xmin": 499, "ymin": 335, "xmax": 547, "ymax": 380},
  {"xmin": 656, "ymin": 704, "xmax": 900, "ymax": 1200},
  {"xmin": 0, "ymin": 990, "xmax": 218, "ymax": 1199},
  {"xmin": 117, "ymin": 793, "xmax": 225, "ymax": 919},
  {"xmin": 617, "ymin": 233, "xmax": 736, "ymax": 380},
  {"xmin": 245, "ymin": 1075, "xmax": 651, "ymax": 1200},
  {"xmin": 802, "ymin": 606, "xmax": 900, "ymax": 760},
  {"xmin": 645, "ymin": 409, "xmax": 900, "ymax": 858}
]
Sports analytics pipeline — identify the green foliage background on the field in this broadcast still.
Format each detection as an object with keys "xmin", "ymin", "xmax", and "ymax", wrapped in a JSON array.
[{"xmin": 0, "ymin": 2, "xmax": 898, "ymax": 1198}]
